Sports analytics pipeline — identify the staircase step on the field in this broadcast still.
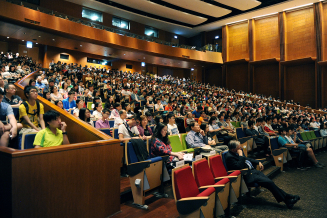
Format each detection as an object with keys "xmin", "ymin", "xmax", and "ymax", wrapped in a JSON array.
[{"xmin": 263, "ymin": 166, "xmax": 281, "ymax": 180}]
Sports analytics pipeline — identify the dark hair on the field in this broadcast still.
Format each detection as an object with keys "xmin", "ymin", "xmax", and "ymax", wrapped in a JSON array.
[
  {"xmin": 68, "ymin": 90, "xmax": 75, "ymax": 96},
  {"xmin": 279, "ymin": 128, "xmax": 287, "ymax": 135},
  {"xmin": 145, "ymin": 111, "xmax": 152, "ymax": 117},
  {"xmin": 208, "ymin": 117, "xmax": 217, "ymax": 125},
  {"xmin": 200, "ymin": 123, "xmax": 208, "ymax": 132},
  {"xmin": 154, "ymin": 115, "xmax": 163, "ymax": 125},
  {"xmin": 218, "ymin": 114, "xmax": 224, "ymax": 119},
  {"xmin": 197, "ymin": 106, "xmax": 202, "ymax": 111},
  {"xmin": 44, "ymin": 110, "xmax": 60, "ymax": 127},
  {"xmin": 151, "ymin": 122, "xmax": 170, "ymax": 145},
  {"xmin": 114, "ymin": 102, "xmax": 121, "ymax": 109},
  {"xmin": 189, "ymin": 121, "xmax": 197, "ymax": 128},
  {"xmin": 257, "ymin": 118, "xmax": 263, "ymax": 123},
  {"xmin": 165, "ymin": 113, "xmax": 175, "ymax": 123},
  {"xmin": 54, "ymin": 100, "xmax": 63, "ymax": 107},
  {"xmin": 79, "ymin": 108, "xmax": 90, "ymax": 122},
  {"xmin": 248, "ymin": 120, "xmax": 255, "ymax": 127},
  {"xmin": 24, "ymin": 86, "xmax": 37, "ymax": 98},
  {"xmin": 102, "ymin": 108, "xmax": 110, "ymax": 114},
  {"xmin": 28, "ymin": 79, "xmax": 35, "ymax": 86}
]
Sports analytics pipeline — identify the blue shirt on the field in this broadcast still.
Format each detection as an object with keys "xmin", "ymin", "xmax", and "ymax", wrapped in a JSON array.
[
  {"xmin": 278, "ymin": 136, "xmax": 289, "ymax": 147},
  {"xmin": 62, "ymin": 98, "xmax": 76, "ymax": 110},
  {"xmin": 35, "ymin": 82, "xmax": 46, "ymax": 89},
  {"xmin": 0, "ymin": 102, "xmax": 14, "ymax": 121},
  {"xmin": 185, "ymin": 130, "xmax": 208, "ymax": 148},
  {"xmin": 192, "ymin": 110, "xmax": 201, "ymax": 118}
]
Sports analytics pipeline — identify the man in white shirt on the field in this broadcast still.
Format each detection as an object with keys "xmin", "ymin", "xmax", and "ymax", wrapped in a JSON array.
[
  {"xmin": 118, "ymin": 115, "xmax": 140, "ymax": 141},
  {"xmin": 114, "ymin": 110, "xmax": 126, "ymax": 128}
]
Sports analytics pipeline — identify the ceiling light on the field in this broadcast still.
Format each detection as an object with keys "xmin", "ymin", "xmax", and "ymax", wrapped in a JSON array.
[
  {"xmin": 80, "ymin": 45, "xmax": 82, "ymax": 47},
  {"xmin": 124, "ymin": 54, "xmax": 125, "ymax": 55},
  {"xmin": 283, "ymin": 3, "xmax": 313, "ymax": 12},
  {"xmin": 36, "ymin": 43, "xmax": 38, "ymax": 44},
  {"xmin": 174, "ymin": 35, "xmax": 178, "ymax": 39},
  {"xmin": 22, "ymin": 40, "xmax": 24, "ymax": 41},
  {"xmin": 226, "ymin": 19, "xmax": 247, "ymax": 25},
  {"xmin": 7, "ymin": 37, "xmax": 9, "ymax": 39},
  {"xmin": 215, "ymin": 36, "xmax": 219, "ymax": 39},
  {"xmin": 38, "ymin": 36, "xmax": 41, "ymax": 37},
  {"xmin": 52, "ymin": 39, "xmax": 55, "ymax": 41},
  {"xmin": 253, "ymin": 12, "xmax": 278, "ymax": 19},
  {"xmin": 191, "ymin": 68, "xmax": 194, "ymax": 71},
  {"xmin": 91, "ymin": 15, "xmax": 98, "ymax": 21}
]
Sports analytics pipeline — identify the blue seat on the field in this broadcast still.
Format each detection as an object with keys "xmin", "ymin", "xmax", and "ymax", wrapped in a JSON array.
[
  {"xmin": 297, "ymin": 133, "xmax": 303, "ymax": 141},
  {"xmin": 20, "ymin": 132, "xmax": 37, "ymax": 150},
  {"xmin": 93, "ymin": 120, "xmax": 96, "ymax": 127},
  {"xmin": 109, "ymin": 120, "xmax": 115, "ymax": 128},
  {"xmin": 149, "ymin": 125, "xmax": 155, "ymax": 133},
  {"xmin": 236, "ymin": 128, "xmax": 246, "ymax": 139},
  {"xmin": 12, "ymin": 107, "xmax": 19, "ymax": 119},
  {"xmin": 100, "ymin": 128, "xmax": 111, "ymax": 136},
  {"xmin": 126, "ymin": 142, "xmax": 162, "ymax": 165},
  {"xmin": 315, "ymin": 130, "xmax": 322, "ymax": 138},
  {"xmin": 113, "ymin": 128, "xmax": 119, "ymax": 139},
  {"xmin": 70, "ymin": 110, "xmax": 74, "ymax": 115},
  {"xmin": 140, "ymin": 100, "xmax": 145, "ymax": 107}
]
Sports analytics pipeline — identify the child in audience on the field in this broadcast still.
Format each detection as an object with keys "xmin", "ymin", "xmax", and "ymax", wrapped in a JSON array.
[
  {"xmin": 19, "ymin": 86, "xmax": 45, "ymax": 134},
  {"xmin": 33, "ymin": 110, "xmax": 69, "ymax": 148}
]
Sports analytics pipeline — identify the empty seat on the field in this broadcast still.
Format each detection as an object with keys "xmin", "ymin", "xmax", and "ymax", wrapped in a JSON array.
[
  {"xmin": 172, "ymin": 165, "xmax": 216, "ymax": 218},
  {"xmin": 169, "ymin": 134, "xmax": 193, "ymax": 153},
  {"xmin": 20, "ymin": 132, "xmax": 37, "ymax": 150}
]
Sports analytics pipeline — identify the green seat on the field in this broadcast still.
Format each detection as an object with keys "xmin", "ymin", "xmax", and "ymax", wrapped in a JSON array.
[
  {"xmin": 235, "ymin": 121, "xmax": 241, "ymax": 128},
  {"xmin": 102, "ymin": 102, "xmax": 105, "ymax": 108},
  {"xmin": 311, "ymin": 131, "xmax": 323, "ymax": 149},
  {"xmin": 180, "ymin": 133, "xmax": 194, "ymax": 152},
  {"xmin": 300, "ymin": 132, "xmax": 308, "ymax": 141},
  {"xmin": 231, "ymin": 121, "xmax": 236, "ymax": 128},
  {"xmin": 169, "ymin": 135, "xmax": 193, "ymax": 153},
  {"xmin": 306, "ymin": 131, "xmax": 318, "ymax": 150},
  {"xmin": 87, "ymin": 102, "xmax": 93, "ymax": 110}
]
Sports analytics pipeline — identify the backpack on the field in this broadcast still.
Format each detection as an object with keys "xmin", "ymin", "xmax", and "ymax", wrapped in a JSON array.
[{"xmin": 21, "ymin": 101, "xmax": 40, "ymax": 121}]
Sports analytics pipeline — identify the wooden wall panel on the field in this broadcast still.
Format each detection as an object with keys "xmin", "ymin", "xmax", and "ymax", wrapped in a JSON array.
[
  {"xmin": 253, "ymin": 64, "xmax": 279, "ymax": 97},
  {"xmin": 205, "ymin": 67, "xmax": 223, "ymax": 87},
  {"xmin": 322, "ymin": 3, "xmax": 327, "ymax": 61},
  {"xmin": 226, "ymin": 63, "xmax": 248, "ymax": 92},
  {"xmin": 284, "ymin": 63, "xmax": 315, "ymax": 106},
  {"xmin": 285, "ymin": 7, "xmax": 316, "ymax": 60},
  {"xmin": 254, "ymin": 16, "xmax": 279, "ymax": 60},
  {"xmin": 228, "ymin": 22, "xmax": 249, "ymax": 61}
]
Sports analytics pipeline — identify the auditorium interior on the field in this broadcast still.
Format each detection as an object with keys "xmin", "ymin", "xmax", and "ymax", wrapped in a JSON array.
[{"xmin": 0, "ymin": 0, "xmax": 327, "ymax": 217}]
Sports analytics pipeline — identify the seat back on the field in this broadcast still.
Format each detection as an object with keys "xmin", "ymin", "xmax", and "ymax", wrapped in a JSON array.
[
  {"xmin": 180, "ymin": 133, "xmax": 188, "ymax": 149},
  {"xmin": 305, "ymin": 132, "xmax": 312, "ymax": 140},
  {"xmin": 270, "ymin": 137, "xmax": 280, "ymax": 150},
  {"xmin": 21, "ymin": 132, "xmax": 37, "ymax": 150},
  {"xmin": 236, "ymin": 121, "xmax": 241, "ymax": 128},
  {"xmin": 300, "ymin": 132, "xmax": 308, "ymax": 140},
  {"xmin": 168, "ymin": 135, "xmax": 184, "ymax": 152},
  {"xmin": 12, "ymin": 106, "xmax": 19, "ymax": 120},
  {"xmin": 297, "ymin": 133, "xmax": 303, "ymax": 141},
  {"xmin": 193, "ymin": 159, "xmax": 215, "ymax": 187},
  {"xmin": 149, "ymin": 125, "xmax": 155, "ymax": 133},
  {"xmin": 87, "ymin": 102, "xmax": 93, "ymax": 110},
  {"xmin": 125, "ymin": 142, "xmax": 139, "ymax": 164},
  {"xmin": 315, "ymin": 130, "xmax": 321, "ymax": 137},
  {"xmin": 108, "ymin": 119, "xmax": 115, "ymax": 128},
  {"xmin": 236, "ymin": 127, "xmax": 246, "ymax": 139},
  {"xmin": 231, "ymin": 121, "xmax": 236, "ymax": 127},
  {"xmin": 184, "ymin": 118, "xmax": 188, "ymax": 128},
  {"xmin": 99, "ymin": 128, "xmax": 111, "ymax": 136},
  {"xmin": 173, "ymin": 165, "xmax": 200, "ymax": 200},
  {"xmin": 208, "ymin": 154, "xmax": 228, "ymax": 178},
  {"xmin": 221, "ymin": 151, "xmax": 230, "ymax": 171},
  {"xmin": 113, "ymin": 128, "xmax": 119, "ymax": 139},
  {"xmin": 310, "ymin": 131, "xmax": 317, "ymax": 139}
]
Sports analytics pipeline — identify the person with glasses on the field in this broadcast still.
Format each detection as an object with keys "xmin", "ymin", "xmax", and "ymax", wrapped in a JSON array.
[
  {"xmin": 19, "ymin": 86, "xmax": 45, "ymax": 134},
  {"xmin": 95, "ymin": 109, "xmax": 110, "ymax": 129},
  {"xmin": 3, "ymin": 83, "xmax": 22, "ymax": 106}
]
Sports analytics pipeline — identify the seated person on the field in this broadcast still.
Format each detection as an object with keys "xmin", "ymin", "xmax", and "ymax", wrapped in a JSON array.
[
  {"xmin": 192, "ymin": 106, "xmax": 202, "ymax": 118},
  {"xmin": 0, "ymin": 89, "xmax": 22, "ymax": 146},
  {"xmin": 137, "ymin": 115, "xmax": 153, "ymax": 137},
  {"xmin": 146, "ymin": 111, "xmax": 155, "ymax": 125},
  {"xmin": 92, "ymin": 102, "xmax": 103, "ymax": 120},
  {"xmin": 218, "ymin": 115, "xmax": 236, "ymax": 139},
  {"xmin": 164, "ymin": 101, "xmax": 173, "ymax": 112},
  {"xmin": 54, "ymin": 100, "xmax": 64, "ymax": 110},
  {"xmin": 150, "ymin": 122, "xmax": 184, "ymax": 164},
  {"xmin": 320, "ymin": 123, "xmax": 327, "ymax": 136},
  {"xmin": 186, "ymin": 111, "xmax": 195, "ymax": 125},
  {"xmin": 78, "ymin": 108, "xmax": 94, "ymax": 127},
  {"xmin": 19, "ymin": 86, "xmax": 45, "ymax": 134},
  {"xmin": 154, "ymin": 98, "xmax": 164, "ymax": 111},
  {"xmin": 240, "ymin": 116, "xmax": 248, "ymax": 129},
  {"xmin": 95, "ymin": 109, "xmax": 110, "ymax": 128},
  {"xmin": 264, "ymin": 117, "xmax": 278, "ymax": 135},
  {"xmin": 73, "ymin": 99, "xmax": 84, "ymax": 117},
  {"xmin": 246, "ymin": 120, "xmax": 270, "ymax": 156},
  {"xmin": 109, "ymin": 103, "xmax": 122, "ymax": 119},
  {"xmin": 118, "ymin": 115, "xmax": 145, "ymax": 141},
  {"xmin": 208, "ymin": 117, "xmax": 232, "ymax": 145},
  {"xmin": 185, "ymin": 122, "xmax": 219, "ymax": 153},
  {"xmin": 278, "ymin": 128, "xmax": 324, "ymax": 169},
  {"xmin": 225, "ymin": 140, "xmax": 300, "ymax": 209},
  {"xmin": 200, "ymin": 123, "xmax": 228, "ymax": 153},
  {"xmin": 125, "ymin": 103, "xmax": 135, "ymax": 118},
  {"xmin": 33, "ymin": 110, "xmax": 69, "ymax": 148},
  {"xmin": 114, "ymin": 110, "xmax": 126, "ymax": 128},
  {"xmin": 166, "ymin": 113, "xmax": 179, "ymax": 135},
  {"xmin": 2, "ymin": 83, "xmax": 22, "ymax": 106},
  {"xmin": 198, "ymin": 111, "xmax": 207, "ymax": 125},
  {"xmin": 62, "ymin": 91, "xmax": 76, "ymax": 111}
]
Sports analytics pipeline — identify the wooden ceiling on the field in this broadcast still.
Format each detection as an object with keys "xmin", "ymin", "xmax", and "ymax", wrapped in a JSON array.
[{"xmin": 0, "ymin": 21, "xmax": 214, "ymax": 69}]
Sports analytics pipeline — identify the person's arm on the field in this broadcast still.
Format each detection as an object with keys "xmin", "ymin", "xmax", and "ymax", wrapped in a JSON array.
[
  {"xmin": 39, "ymin": 114, "xmax": 45, "ymax": 129},
  {"xmin": 21, "ymin": 115, "xmax": 39, "ymax": 131},
  {"xmin": 61, "ymin": 122, "xmax": 69, "ymax": 145},
  {"xmin": 7, "ymin": 114, "xmax": 18, "ymax": 138},
  {"xmin": 50, "ymin": 94, "xmax": 57, "ymax": 102}
]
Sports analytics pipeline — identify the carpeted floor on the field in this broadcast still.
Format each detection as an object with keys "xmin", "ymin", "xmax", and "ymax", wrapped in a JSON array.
[{"xmin": 231, "ymin": 151, "xmax": 327, "ymax": 218}]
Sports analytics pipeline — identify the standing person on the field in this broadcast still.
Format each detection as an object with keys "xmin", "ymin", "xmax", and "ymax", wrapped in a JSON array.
[
  {"xmin": 2, "ymin": 83, "xmax": 22, "ymax": 106},
  {"xmin": 62, "ymin": 91, "xmax": 76, "ymax": 111},
  {"xmin": 225, "ymin": 140, "xmax": 300, "ymax": 209},
  {"xmin": 33, "ymin": 110, "xmax": 69, "ymax": 148},
  {"xmin": 19, "ymin": 86, "xmax": 45, "ymax": 133}
]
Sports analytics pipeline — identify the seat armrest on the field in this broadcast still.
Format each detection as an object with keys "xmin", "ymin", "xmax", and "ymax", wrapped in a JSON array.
[
  {"xmin": 199, "ymin": 185, "xmax": 225, "ymax": 193},
  {"xmin": 127, "ymin": 160, "xmax": 151, "ymax": 177},
  {"xmin": 215, "ymin": 176, "xmax": 238, "ymax": 183},
  {"xmin": 177, "ymin": 197, "xmax": 209, "ymax": 215}
]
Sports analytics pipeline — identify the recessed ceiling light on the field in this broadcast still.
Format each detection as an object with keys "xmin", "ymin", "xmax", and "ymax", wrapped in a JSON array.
[
  {"xmin": 22, "ymin": 40, "xmax": 24, "ymax": 41},
  {"xmin": 124, "ymin": 54, "xmax": 125, "ymax": 55},
  {"xmin": 80, "ymin": 45, "xmax": 82, "ymax": 47},
  {"xmin": 36, "ymin": 43, "xmax": 38, "ymax": 44},
  {"xmin": 7, "ymin": 37, "xmax": 9, "ymax": 39},
  {"xmin": 52, "ymin": 39, "xmax": 55, "ymax": 41},
  {"xmin": 38, "ymin": 36, "xmax": 41, "ymax": 37}
]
